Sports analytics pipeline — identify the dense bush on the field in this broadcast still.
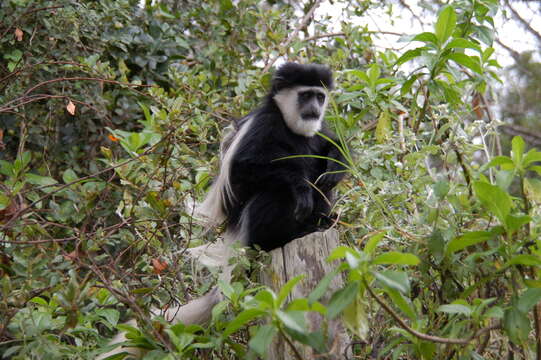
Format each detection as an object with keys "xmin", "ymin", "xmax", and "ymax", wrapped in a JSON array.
[{"xmin": 1, "ymin": 0, "xmax": 541, "ymax": 359}]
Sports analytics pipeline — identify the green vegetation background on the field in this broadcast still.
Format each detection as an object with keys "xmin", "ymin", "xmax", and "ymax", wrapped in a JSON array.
[{"xmin": 1, "ymin": 0, "xmax": 541, "ymax": 359}]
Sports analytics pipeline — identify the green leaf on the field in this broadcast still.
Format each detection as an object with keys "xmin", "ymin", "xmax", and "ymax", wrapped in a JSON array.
[
  {"xmin": 475, "ymin": 25, "xmax": 494, "ymax": 46},
  {"xmin": 401, "ymin": 73, "xmax": 423, "ymax": 96},
  {"xmin": 505, "ymin": 214, "xmax": 531, "ymax": 234},
  {"xmin": 412, "ymin": 32, "xmax": 438, "ymax": 45},
  {"xmin": 445, "ymin": 38, "xmax": 481, "ymax": 52},
  {"xmin": 0, "ymin": 160, "xmax": 13, "ymax": 177},
  {"xmin": 212, "ymin": 300, "xmax": 228, "ymax": 322},
  {"xmin": 374, "ymin": 270, "xmax": 410, "ymax": 294},
  {"xmin": 437, "ymin": 304, "xmax": 472, "ymax": 316},
  {"xmin": 395, "ymin": 47, "xmax": 426, "ymax": 66},
  {"xmin": 435, "ymin": 6, "xmax": 457, "ymax": 44},
  {"xmin": 284, "ymin": 327, "xmax": 325, "ymax": 352},
  {"xmin": 287, "ymin": 298, "xmax": 309, "ymax": 311},
  {"xmin": 29, "ymin": 297, "xmax": 48, "ymax": 306},
  {"xmin": 532, "ymin": 166, "xmax": 541, "ymax": 177},
  {"xmin": 254, "ymin": 290, "xmax": 276, "ymax": 309},
  {"xmin": 25, "ymin": 174, "xmax": 57, "ymax": 186},
  {"xmin": 0, "ymin": 193, "xmax": 10, "ymax": 211},
  {"xmin": 511, "ymin": 136, "xmax": 525, "ymax": 166},
  {"xmin": 218, "ymin": 280, "xmax": 235, "ymax": 300},
  {"xmin": 249, "ymin": 324, "xmax": 277, "ymax": 357},
  {"xmin": 433, "ymin": 180, "xmax": 450, "ymax": 199},
  {"xmin": 385, "ymin": 288, "xmax": 416, "ymax": 319},
  {"xmin": 166, "ymin": 329, "xmax": 194, "ymax": 353},
  {"xmin": 117, "ymin": 323, "xmax": 141, "ymax": 337},
  {"xmin": 518, "ymin": 288, "xmax": 541, "ymax": 313},
  {"xmin": 308, "ymin": 267, "xmax": 340, "ymax": 304},
  {"xmin": 473, "ymin": 181, "xmax": 511, "ymax": 225},
  {"xmin": 277, "ymin": 275, "xmax": 304, "ymax": 306},
  {"xmin": 484, "ymin": 155, "xmax": 514, "ymax": 170},
  {"xmin": 524, "ymin": 178, "xmax": 541, "ymax": 203},
  {"xmin": 348, "ymin": 69, "xmax": 369, "ymax": 83},
  {"xmin": 342, "ymin": 294, "xmax": 369, "ymax": 340},
  {"xmin": 96, "ymin": 308, "xmax": 120, "ymax": 326},
  {"xmin": 482, "ymin": 47, "xmax": 495, "ymax": 62},
  {"xmin": 372, "ymin": 252, "xmax": 420, "ymax": 266},
  {"xmin": 447, "ymin": 53, "xmax": 482, "ymax": 74},
  {"xmin": 428, "ymin": 229, "xmax": 445, "ymax": 260},
  {"xmin": 21, "ymin": 151, "xmax": 31, "ymax": 168},
  {"xmin": 504, "ymin": 306, "xmax": 531, "ymax": 344},
  {"xmin": 327, "ymin": 281, "xmax": 360, "ymax": 319},
  {"xmin": 222, "ymin": 309, "xmax": 266, "ymax": 338},
  {"xmin": 367, "ymin": 64, "xmax": 380, "ymax": 88},
  {"xmin": 220, "ymin": 0, "xmax": 234, "ymax": 12},
  {"xmin": 364, "ymin": 231, "xmax": 386, "ymax": 255},
  {"xmin": 506, "ymin": 254, "xmax": 541, "ymax": 268},
  {"xmin": 485, "ymin": 306, "xmax": 504, "ymax": 319},
  {"xmin": 375, "ymin": 110, "xmax": 391, "ymax": 143},
  {"xmin": 2, "ymin": 346, "xmax": 21, "ymax": 359},
  {"xmin": 446, "ymin": 231, "xmax": 494, "ymax": 255},
  {"xmin": 345, "ymin": 251, "xmax": 361, "ymax": 269},
  {"xmin": 276, "ymin": 310, "xmax": 305, "ymax": 333},
  {"xmin": 63, "ymin": 169, "xmax": 78, "ymax": 184},
  {"xmin": 523, "ymin": 148, "xmax": 541, "ymax": 168},
  {"xmin": 328, "ymin": 246, "xmax": 352, "ymax": 261}
]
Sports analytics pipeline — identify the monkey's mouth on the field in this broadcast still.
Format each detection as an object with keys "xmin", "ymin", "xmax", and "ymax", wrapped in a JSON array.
[{"xmin": 301, "ymin": 112, "xmax": 320, "ymax": 121}]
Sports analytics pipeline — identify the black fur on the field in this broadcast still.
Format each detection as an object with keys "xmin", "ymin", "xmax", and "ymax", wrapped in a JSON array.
[
  {"xmin": 223, "ymin": 63, "xmax": 345, "ymax": 251},
  {"xmin": 270, "ymin": 62, "xmax": 334, "ymax": 95}
]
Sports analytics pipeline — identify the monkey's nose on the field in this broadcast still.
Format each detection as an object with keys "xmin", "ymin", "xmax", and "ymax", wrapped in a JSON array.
[{"xmin": 301, "ymin": 111, "xmax": 320, "ymax": 120}]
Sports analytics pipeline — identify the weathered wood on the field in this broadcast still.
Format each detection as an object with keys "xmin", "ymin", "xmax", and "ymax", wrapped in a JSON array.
[{"xmin": 261, "ymin": 229, "xmax": 349, "ymax": 360}]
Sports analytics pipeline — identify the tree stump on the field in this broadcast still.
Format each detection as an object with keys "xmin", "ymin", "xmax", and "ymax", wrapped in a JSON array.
[{"xmin": 260, "ymin": 229, "xmax": 350, "ymax": 360}]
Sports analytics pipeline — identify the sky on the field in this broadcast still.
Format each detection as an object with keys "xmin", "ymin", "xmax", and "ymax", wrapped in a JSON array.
[{"xmin": 317, "ymin": 0, "xmax": 539, "ymax": 68}]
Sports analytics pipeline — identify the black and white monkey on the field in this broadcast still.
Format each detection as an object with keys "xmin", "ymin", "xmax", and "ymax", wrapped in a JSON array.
[
  {"xmin": 196, "ymin": 62, "xmax": 346, "ymax": 251},
  {"xmin": 98, "ymin": 63, "xmax": 346, "ymax": 359}
]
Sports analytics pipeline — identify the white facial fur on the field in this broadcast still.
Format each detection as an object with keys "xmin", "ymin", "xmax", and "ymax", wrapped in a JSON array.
[{"xmin": 273, "ymin": 86, "xmax": 328, "ymax": 137}]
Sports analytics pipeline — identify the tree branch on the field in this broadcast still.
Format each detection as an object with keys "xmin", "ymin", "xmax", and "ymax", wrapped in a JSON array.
[
  {"xmin": 263, "ymin": 0, "xmax": 323, "ymax": 73},
  {"xmin": 364, "ymin": 279, "xmax": 500, "ymax": 345},
  {"xmin": 504, "ymin": 0, "xmax": 541, "ymax": 44},
  {"xmin": 499, "ymin": 124, "xmax": 541, "ymax": 147}
]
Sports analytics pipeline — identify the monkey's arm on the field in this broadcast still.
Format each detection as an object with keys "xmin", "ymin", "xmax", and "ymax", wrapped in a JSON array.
[
  {"xmin": 230, "ymin": 150, "xmax": 314, "ymax": 221},
  {"xmin": 317, "ymin": 141, "xmax": 347, "ymax": 192}
]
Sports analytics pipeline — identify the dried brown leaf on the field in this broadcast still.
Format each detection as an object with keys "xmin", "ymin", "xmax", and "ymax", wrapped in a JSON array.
[
  {"xmin": 66, "ymin": 100, "xmax": 76, "ymax": 115},
  {"xmin": 152, "ymin": 258, "xmax": 168, "ymax": 274},
  {"xmin": 15, "ymin": 28, "xmax": 23, "ymax": 41}
]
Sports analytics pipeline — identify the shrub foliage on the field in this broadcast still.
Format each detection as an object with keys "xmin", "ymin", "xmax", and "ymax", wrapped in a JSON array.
[{"xmin": 1, "ymin": 0, "xmax": 541, "ymax": 359}]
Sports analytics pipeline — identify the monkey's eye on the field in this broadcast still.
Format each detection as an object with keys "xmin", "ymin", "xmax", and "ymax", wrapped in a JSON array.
[
  {"xmin": 299, "ymin": 92, "xmax": 311, "ymax": 101},
  {"xmin": 317, "ymin": 93, "xmax": 325, "ymax": 102}
]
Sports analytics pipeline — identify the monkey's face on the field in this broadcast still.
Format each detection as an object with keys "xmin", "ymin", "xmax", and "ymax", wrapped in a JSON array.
[
  {"xmin": 273, "ymin": 86, "xmax": 328, "ymax": 137},
  {"xmin": 298, "ymin": 89, "xmax": 326, "ymax": 121}
]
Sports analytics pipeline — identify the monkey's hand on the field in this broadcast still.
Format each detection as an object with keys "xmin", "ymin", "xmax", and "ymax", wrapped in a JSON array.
[
  {"xmin": 294, "ymin": 189, "xmax": 313, "ymax": 222},
  {"xmin": 317, "ymin": 173, "xmax": 341, "ymax": 192}
]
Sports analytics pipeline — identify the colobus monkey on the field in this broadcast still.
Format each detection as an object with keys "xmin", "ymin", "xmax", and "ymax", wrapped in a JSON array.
[
  {"xmin": 196, "ymin": 62, "xmax": 346, "ymax": 251},
  {"xmin": 97, "ymin": 63, "xmax": 345, "ymax": 359}
]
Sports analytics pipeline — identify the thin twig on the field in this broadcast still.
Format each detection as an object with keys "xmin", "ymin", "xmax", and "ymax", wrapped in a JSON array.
[
  {"xmin": 0, "ymin": 5, "xmax": 64, "ymax": 39},
  {"xmin": 504, "ymin": 0, "xmax": 541, "ymax": 43},
  {"xmin": 23, "ymin": 76, "xmax": 153, "ymax": 96},
  {"xmin": 279, "ymin": 326, "xmax": 304, "ymax": 360},
  {"xmin": 0, "ymin": 218, "xmax": 131, "ymax": 244},
  {"xmin": 263, "ymin": 0, "xmax": 323, "ymax": 73},
  {"xmin": 304, "ymin": 32, "xmax": 345, "ymax": 42},
  {"xmin": 0, "ymin": 128, "xmax": 176, "ymax": 230},
  {"xmin": 363, "ymin": 279, "xmax": 500, "ymax": 345}
]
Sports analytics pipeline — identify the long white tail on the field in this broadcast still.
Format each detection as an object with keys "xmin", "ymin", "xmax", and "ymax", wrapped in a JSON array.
[
  {"xmin": 98, "ymin": 120, "xmax": 249, "ymax": 359},
  {"xmin": 194, "ymin": 117, "xmax": 253, "ymax": 227}
]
